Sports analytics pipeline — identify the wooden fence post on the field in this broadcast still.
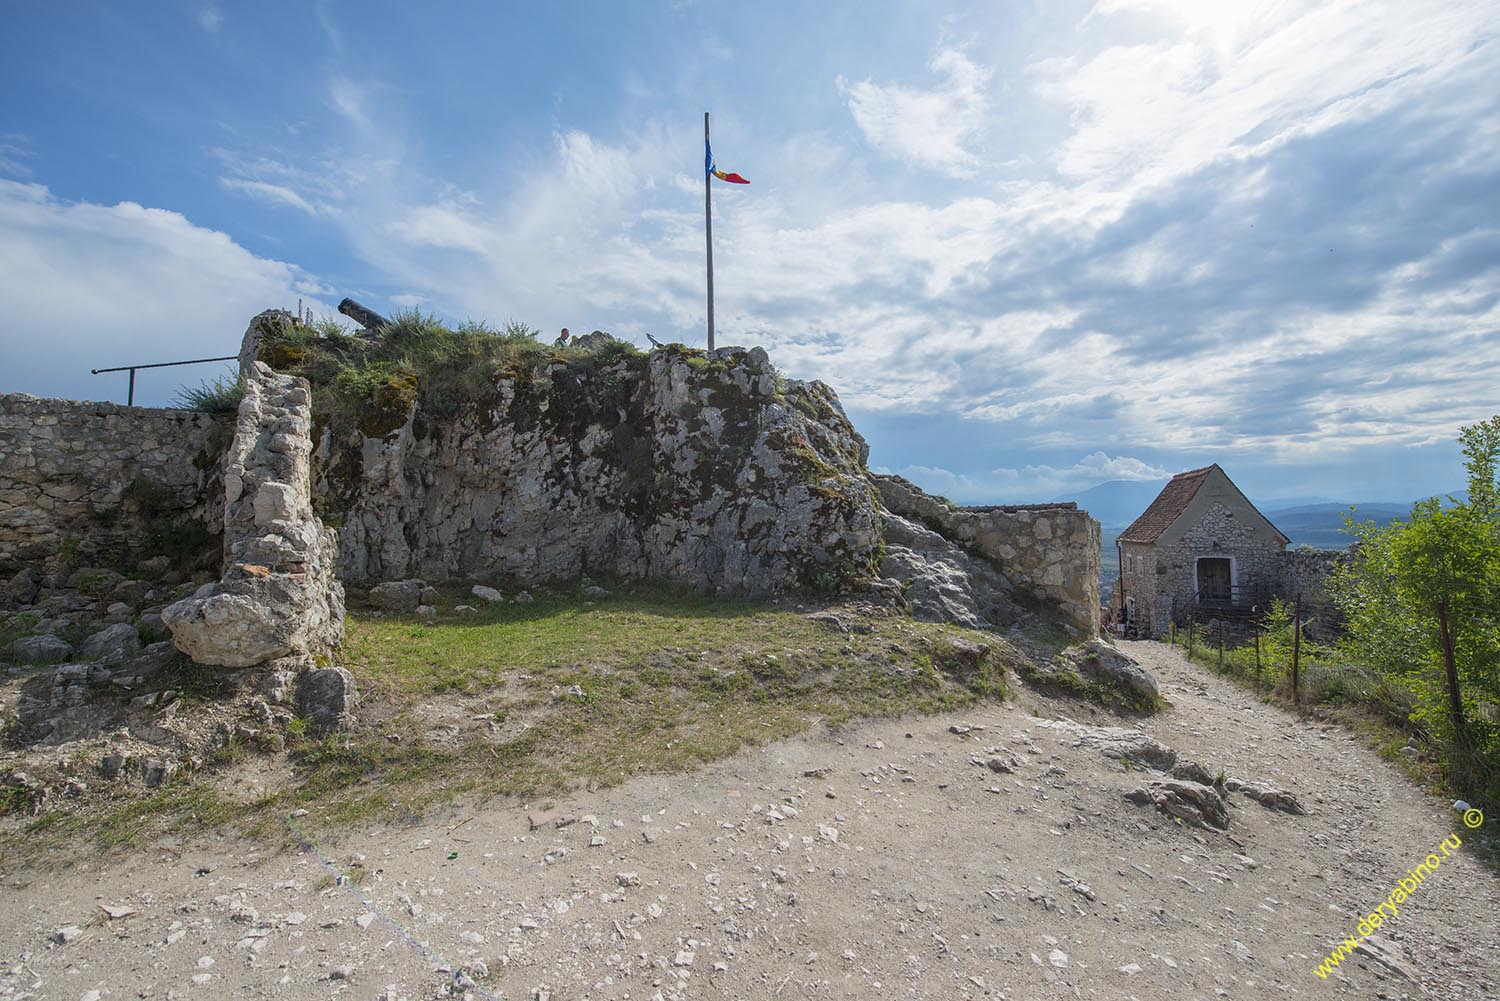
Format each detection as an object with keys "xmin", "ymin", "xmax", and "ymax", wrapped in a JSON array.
[
  {"xmin": 1254, "ymin": 621, "xmax": 1262, "ymax": 694},
  {"xmin": 1291, "ymin": 593, "xmax": 1302, "ymax": 705},
  {"xmin": 1187, "ymin": 612, "xmax": 1195, "ymax": 658}
]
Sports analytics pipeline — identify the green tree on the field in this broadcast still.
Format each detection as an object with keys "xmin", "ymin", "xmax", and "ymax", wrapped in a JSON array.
[{"xmin": 1330, "ymin": 416, "xmax": 1500, "ymax": 795}]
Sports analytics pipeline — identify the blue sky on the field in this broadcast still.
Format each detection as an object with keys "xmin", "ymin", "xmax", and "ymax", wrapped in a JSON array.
[{"xmin": 2, "ymin": 1, "xmax": 1497, "ymax": 506}]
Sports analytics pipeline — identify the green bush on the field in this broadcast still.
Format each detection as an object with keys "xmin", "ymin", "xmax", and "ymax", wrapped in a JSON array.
[
  {"xmin": 173, "ymin": 373, "xmax": 245, "ymax": 414},
  {"xmin": 256, "ymin": 310, "xmax": 573, "ymax": 426}
]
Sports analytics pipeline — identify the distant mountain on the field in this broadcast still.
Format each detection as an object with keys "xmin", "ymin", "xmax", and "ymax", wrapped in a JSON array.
[
  {"xmin": 1072, "ymin": 479, "xmax": 1169, "ymax": 529},
  {"xmin": 1252, "ymin": 494, "xmax": 1344, "ymax": 509}
]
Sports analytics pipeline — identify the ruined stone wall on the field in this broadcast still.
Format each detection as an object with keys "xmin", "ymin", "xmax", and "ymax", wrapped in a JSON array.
[
  {"xmin": 871, "ymin": 474, "xmax": 1101, "ymax": 635},
  {"xmin": 313, "ymin": 345, "xmax": 882, "ymax": 599},
  {"xmin": 164, "ymin": 362, "xmax": 345, "ymax": 667},
  {"xmin": 1277, "ymin": 547, "xmax": 1347, "ymax": 637},
  {"xmin": 1113, "ymin": 541, "xmax": 1161, "ymax": 632},
  {"xmin": 1278, "ymin": 547, "xmax": 1346, "ymax": 603},
  {"xmin": 0, "ymin": 394, "xmax": 228, "ymax": 574}
]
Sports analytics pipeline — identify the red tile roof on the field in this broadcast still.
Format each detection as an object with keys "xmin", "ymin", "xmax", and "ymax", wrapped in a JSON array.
[{"xmin": 1118, "ymin": 465, "xmax": 1216, "ymax": 544}]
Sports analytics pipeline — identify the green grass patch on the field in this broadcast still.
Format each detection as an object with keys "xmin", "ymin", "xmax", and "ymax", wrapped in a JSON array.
[
  {"xmin": 324, "ymin": 588, "xmax": 1015, "ymax": 823},
  {"xmin": 255, "ymin": 309, "xmax": 647, "ymax": 433},
  {"xmin": 3, "ymin": 588, "xmax": 1020, "ymax": 860}
]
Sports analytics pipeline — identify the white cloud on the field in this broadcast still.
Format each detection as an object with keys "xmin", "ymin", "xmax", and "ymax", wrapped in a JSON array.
[
  {"xmin": 0, "ymin": 134, "xmax": 35, "ymax": 178},
  {"xmin": 1039, "ymin": 0, "xmax": 1495, "ymax": 211},
  {"xmin": 328, "ymin": 75, "xmax": 371, "ymax": 129},
  {"xmin": 839, "ymin": 48, "xmax": 992, "ymax": 177},
  {"xmin": 997, "ymin": 452, "xmax": 1170, "ymax": 486},
  {"xmin": 391, "ymin": 196, "xmax": 493, "ymax": 253},
  {"xmin": 219, "ymin": 177, "xmax": 319, "ymax": 215},
  {"xmin": 197, "ymin": 6, "xmax": 222, "ymax": 33},
  {"xmin": 897, "ymin": 453, "xmax": 1167, "ymax": 502},
  {"xmin": 0, "ymin": 180, "xmax": 326, "ymax": 406}
]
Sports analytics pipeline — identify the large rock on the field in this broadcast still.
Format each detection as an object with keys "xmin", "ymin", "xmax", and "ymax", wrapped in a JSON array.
[
  {"xmin": 369, "ymin": 580, "xmax": 424, "ymax": 613},
  {"xmin": 77, "ymin": 623, "xmax": 141, "ymax": 661},
  {"xmin": 1125, "ymin": 779, "xmax": 1231, "ymax": 830},
  {"xmin": 3, "ymin": 568, "xmax": 41, "ymax": 607},
  {"xmin": 1227, "ymin": 778, "xmax": 1308, "ymax": 815},
  {"xmin": 1054, "ymin": 639, "xmax": 1160, "ymax": 703},
  {"xmin": 318, "ymin": 344, "xmax": 880, "ymax": 598},
  {"xmin": 1031, "ymin": 717, "xmax": 1177, "ymax": 770},
  {"xmin": 164, "ymin": 362, "xmax": 344, "ymax": 668},
  {"xmin": 9, "ymin": 633, "xmax": 72, "ymax": 664},
  {"xmin": 297, "ymin": 667, "xmax": 357, "ymax": 732},
  {"xmin": 166, "ymin": 586, "xmax": 304, "ymax": 668}
]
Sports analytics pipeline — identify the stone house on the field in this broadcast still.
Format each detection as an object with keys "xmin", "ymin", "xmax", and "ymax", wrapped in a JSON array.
[{"xmin": 1111, "ymin": 464, "xmax": 1290, "ymax": 638}]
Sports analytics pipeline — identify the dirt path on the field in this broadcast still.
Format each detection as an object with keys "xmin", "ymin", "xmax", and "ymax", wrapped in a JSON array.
[{"xmin": 2, "ymin": 640, "xmax": 1495, "ymax": 1000}]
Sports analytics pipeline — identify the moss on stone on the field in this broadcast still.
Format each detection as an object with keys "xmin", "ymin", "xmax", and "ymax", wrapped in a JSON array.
[{"xmin": 361, "ymin": 373, "xmax": 418, "ymax": 438}]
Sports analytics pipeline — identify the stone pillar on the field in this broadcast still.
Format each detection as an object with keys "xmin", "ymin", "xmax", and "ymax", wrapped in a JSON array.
[{"xmin": 163, "ymin": 362, "xmax": 345, "ymax": 667}]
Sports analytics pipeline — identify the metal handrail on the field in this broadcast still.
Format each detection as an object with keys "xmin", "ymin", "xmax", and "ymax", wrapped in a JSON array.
[{"xmin": 90, "ymin": 355, "xmax": 237, "ymax": 405}]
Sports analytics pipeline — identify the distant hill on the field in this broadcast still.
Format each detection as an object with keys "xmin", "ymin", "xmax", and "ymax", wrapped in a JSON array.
[{"xmin": 1262, "ymin": 502, "xmax": 1405, "ymax": 549}]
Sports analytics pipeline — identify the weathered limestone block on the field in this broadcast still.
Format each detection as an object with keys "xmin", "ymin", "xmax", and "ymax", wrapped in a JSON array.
[
  {"xmin": 77, "ymin": 623, "xmax": 141, "ymax": 661},
  {"xmin": 4, "ymin": 568, "xmax": 40, "ymax": 606},
  {"xmin": 236, "ymin": 309, "xmax": 300, "ymax": 376},
  {"xmin": 9, "ymin": 634, "xmax": 72, "ymax": 664},
  {"xmin": 1032, "ymin": 717, "xmax": 1178, "ymax": 770},
  {"xmin": 1126, "ymin": 779, "xmax": 1231, "ymax": 830},
  {"xmin": 369, "ymin": 579, "xmax": 424, "ymax": 613},
  {"xmin": 872, "ymin": 473, "xmax": 1100, "ymax": 634},
  {"xmin": 878, "ymin": 514, "xmax": 1019, "ymax": 630},
  {"xmin": 1227, "ymin": 778, "xmax": 1308, "ymax": 815},
  {"xmin": 164, "ymin": 363, "xmax": 344, "ymax": 668}
]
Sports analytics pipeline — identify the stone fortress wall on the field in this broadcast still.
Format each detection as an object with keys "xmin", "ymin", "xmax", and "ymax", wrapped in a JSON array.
[
  {"xmin": 0, "ymin": 395, "xmax": 229, "ymax": 575},
  {"xmin": 1, "ymin": 312, "xmax": 1105, "ymax": 641}
]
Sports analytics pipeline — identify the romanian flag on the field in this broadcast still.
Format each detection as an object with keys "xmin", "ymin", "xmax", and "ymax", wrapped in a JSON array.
[{"xmin": 705, "ymin": 141, "xmax": 749, "ymax": 184}]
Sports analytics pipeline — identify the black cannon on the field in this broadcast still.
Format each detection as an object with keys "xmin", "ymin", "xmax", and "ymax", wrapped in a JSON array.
[{"xmin": 338, "ymin": 297, "xmax": 389, "ymax": 334}]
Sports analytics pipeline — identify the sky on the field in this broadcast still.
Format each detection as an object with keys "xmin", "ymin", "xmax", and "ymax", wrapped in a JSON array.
[{"xmin": 1, "ymin": 0, "xmax": 1497, "ymax": 506}]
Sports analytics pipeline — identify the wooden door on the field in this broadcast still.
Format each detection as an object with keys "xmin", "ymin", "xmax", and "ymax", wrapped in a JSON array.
[{"xmin": 1197, "ymin": 558, "xmax": 1231, "ymax": 602}]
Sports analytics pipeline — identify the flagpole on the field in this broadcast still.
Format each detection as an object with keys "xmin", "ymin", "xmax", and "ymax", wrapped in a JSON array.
[{"xmin": 704, "ymin": 111, "xmax": 715, "ymax": 353}]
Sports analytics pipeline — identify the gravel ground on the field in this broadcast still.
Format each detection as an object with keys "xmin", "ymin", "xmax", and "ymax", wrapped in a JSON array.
[{"xmin": 2, "ymin": 639, "xmax": 1496, "ymax": 1000}]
